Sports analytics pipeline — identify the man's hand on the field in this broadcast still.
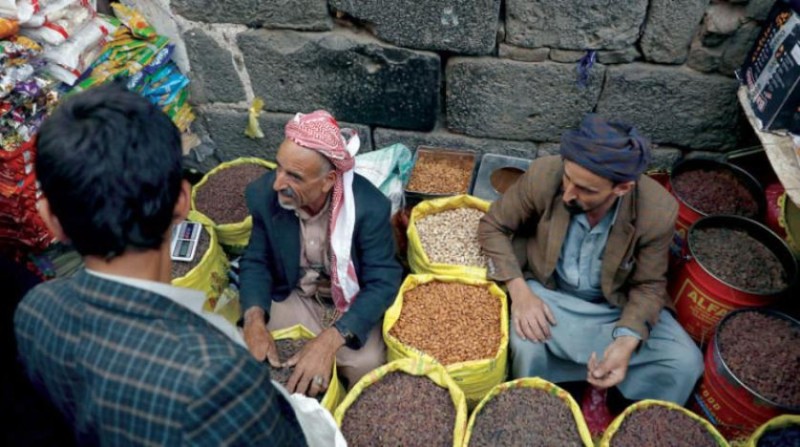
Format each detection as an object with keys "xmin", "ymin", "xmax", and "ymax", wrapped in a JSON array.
[
  {"xmin": 242, "ymin": 307, "xmax": 280, "ymax": 367},
  {"xmin": 586, "ymin": 336, "xmax": 639, "ymax": 389},
  {"xmin": 285, "ymin": 328, "xmax": 344, "ymax": 398},
  {"xmin": 507, "ymin": 277, "xmax": 557, "ymax": 342}
]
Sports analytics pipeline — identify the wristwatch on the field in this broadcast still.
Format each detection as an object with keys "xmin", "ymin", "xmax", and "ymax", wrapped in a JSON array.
[{"xmin": 334, "ymin": 323, "xmax": 359, "ymax": 349}]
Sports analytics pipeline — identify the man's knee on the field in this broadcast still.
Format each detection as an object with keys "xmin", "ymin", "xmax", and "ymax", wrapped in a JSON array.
[
  {"xmin": 672, "ymin": 342, "xmax": 704, "ymax": 383},
  {"xmin": 509, "ymin": 330, "xmax": 549, "ymax": 377}
]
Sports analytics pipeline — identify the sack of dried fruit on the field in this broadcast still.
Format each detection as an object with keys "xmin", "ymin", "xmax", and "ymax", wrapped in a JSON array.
[
  {"xmin": 599, "ymin": 400, "xmax": 729, "ymax": 447},
  {"xmin": 407, "ymin": 194, "xmax": 490, "ymax": 280},
  {"xmin": 383, "ymin": 274, "xmax": 508, "ymax": 406},
  {"xmin": 270, "ymin": 324, "xmax": 345, "ymax": 413},
  {"xmin": 747, "ymin": 414, "xmax": 800, "ymax": 447},
  {"xmin": 333, "ymin": 357, "xmax": 468, "ymax": 447},
  {"xmin": 171, "ymin": 211, "xmax": 229, "ymax": 312},
  {"xmin": 191, "ymin": 157, "xmax": 275, "ymax": 253},
  {"xmin": 464, "ymin": 378, "xmax": 593, "ymax": 447}
]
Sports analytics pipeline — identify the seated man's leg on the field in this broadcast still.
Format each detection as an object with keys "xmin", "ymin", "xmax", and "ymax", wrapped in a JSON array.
[
  {"xmin": 509, "ymin": 280, "xmax": 601, "ymax": 382},
  {"xmin": 509, "ymin": 323, "xmax": 585, "ymax": 381},
  {"xmin": 266, "ymin": 291, "xmax": 325, "ymax": 334},
  {"xmin": 618, "ymin": 310, "xmax": 704, "ymax": 405},
  {"xmin": 335, "ymin": 323, "xmax": 386, "ymax": 388}
]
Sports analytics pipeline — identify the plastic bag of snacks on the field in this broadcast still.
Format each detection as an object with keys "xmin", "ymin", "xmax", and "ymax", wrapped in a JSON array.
[
  {"xmin": 599, "ymin": 400, "xmax": 728, "ymax": 447},
  {"xmin": 171, "ymin": 211, "xmax": 230, "ymax": 309},
  {"xmin": 42, "ymin": 15, "xmax": 119, "ymax": 85},
  {"xmin": 383, "ymin": 274, "xmax": 508, "ymax": 406},
  {"xmin": 191, "ymin": 157, "xmax": 275, "ymax": 253},
  {"xmin": 407, "ymin": 194, "xmax": 490, "ymax": 280},
  {"xmin": 269, "ymin": 324, "xmax": 346, "ymax": 413},
  {"xmin": 464, "ymin": 378, "xmax": 593, "ymax": 447},
  {"xmin": 0, "ymin": 17, "xmax": 18, "ymax": 38},
  {"xmin": 334, "ymin": 357, "xmax": 468, "ymax": 447}
]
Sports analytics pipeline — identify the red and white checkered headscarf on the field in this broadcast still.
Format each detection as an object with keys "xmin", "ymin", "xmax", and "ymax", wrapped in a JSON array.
[{"xmin": 285, "ymin": 110, "xmax": 361, "ymax": 312}]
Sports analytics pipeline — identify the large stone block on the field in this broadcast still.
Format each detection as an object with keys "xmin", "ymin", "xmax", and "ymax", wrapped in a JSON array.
[
  {"xmin": 687, "ymin": 38, "xmax": 723, "ymax": 73},
  {"xmin": 238, "ymin": 30, "xmax": 440, "ymax": 131},
  {"xmin": 498, "ymin": 44, "xmax": 549, "ymax": 62},
  {"xmin": 170, "ymin": 0, "xmax": 332, "ymax": 30},
  {"xmin": 596, "ymin": 63, "xmax": 739, "ymax": 150},
  {"xmin": 373, "ymin": 127, "xmax": 537, "ymax": 159},
  {"xmin": 183, "ymin": 29, "xmax": 245, "ymax": 104},
  {"xmin": 505, "ymin": 0, "xmax": 647, "ymax": 50},
  {"xmin": 329, "ymin": 0, "xmax": 500, "ymax": 55},
  {"xmin": 446, "ymin": 58, "xmax": 605, "ymax": 142},
  {"xmin": 204, "ymin": 109, "xmax": 372, "ymax": 162},
  {"xmin": 641, "ymin": 0, "xmax": 710, "ymax": 64},
  {"xmin": 746, "ymin": 0, "xmax": 775, "ymax": 21}
]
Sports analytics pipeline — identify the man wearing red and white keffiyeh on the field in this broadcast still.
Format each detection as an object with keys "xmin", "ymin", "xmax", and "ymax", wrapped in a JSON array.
[{"xmin": 239, "ymin": 110, "xmax": 403, "ymax": 396}]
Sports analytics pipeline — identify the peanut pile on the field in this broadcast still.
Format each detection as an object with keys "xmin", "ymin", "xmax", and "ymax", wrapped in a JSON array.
[
  {"xmin": 390, "ymin": 281, "xmax": 502, "ymax": 365},
  {"xmin": 407, "ymin": 152, "xmax": 472, "ymax": 194},
  {"xmin": 416, "ymin": 207, "xmax": 487, "ymax": 267}
]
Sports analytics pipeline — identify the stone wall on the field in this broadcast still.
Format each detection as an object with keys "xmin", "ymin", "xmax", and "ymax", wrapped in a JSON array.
[{"xmin": 140, "ymin": 0, "xmax": 772, "ymax": 172}]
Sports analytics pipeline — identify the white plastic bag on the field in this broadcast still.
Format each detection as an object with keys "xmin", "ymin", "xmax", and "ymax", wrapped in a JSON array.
[
  {"xmin": 272, "ymin": 381, "xmax": 348, "ymax": 447},
  {"xmin": 354, "ymin": 143, "xmax": 413, "ymax": 214},
  {"xmin": 43, "ymin": 15, "xmax": 116, "ymax": 70}
]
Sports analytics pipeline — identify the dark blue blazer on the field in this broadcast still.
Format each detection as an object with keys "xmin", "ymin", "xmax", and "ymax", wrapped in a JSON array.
[{"xmin": 239, "ymin": 170, "xmax": 403, "ymax": 348}]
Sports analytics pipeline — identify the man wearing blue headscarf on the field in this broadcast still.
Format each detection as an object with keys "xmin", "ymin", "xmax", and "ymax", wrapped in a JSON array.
[{"xmin": 478, "ymin": 114, "xmax": 703, "ymax": 405}]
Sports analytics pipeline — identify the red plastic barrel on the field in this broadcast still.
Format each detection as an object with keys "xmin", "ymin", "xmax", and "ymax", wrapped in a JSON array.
[
  {"xmin": 692, "ymin": 309, "xmax": 800, "ymax": 441},
  {"xmin": 668, "ymin": 159, "xmax": 765, "ymax": 255},
  {"xmin": 668, "ymin": 215, "xmax": 797, "ymax": 344}
]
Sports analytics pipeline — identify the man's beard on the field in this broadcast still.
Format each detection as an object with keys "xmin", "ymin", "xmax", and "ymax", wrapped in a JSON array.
[
  {"xmin": 563, "ymin": 199, "xmax": 585, "ymax": 215},
  {"xmin": 277, "ymin": 188, "xmax": 297, "ymax": 210}
]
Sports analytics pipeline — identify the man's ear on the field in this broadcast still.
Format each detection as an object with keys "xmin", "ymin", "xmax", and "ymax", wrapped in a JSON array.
[
  {"xmin": 37, "ymin": 197, "xmax": 69, "ymax": 243},
  {"xmin": 173, "ymin": 180, "xmax": 191, "ymax": 223},
  {"xmin": 613, "ymin": 180, "xmax": 635, "ymax": 197},
  {"xmin": 322, "ymin": 169, "xmax": 337, "ymax": 194}
]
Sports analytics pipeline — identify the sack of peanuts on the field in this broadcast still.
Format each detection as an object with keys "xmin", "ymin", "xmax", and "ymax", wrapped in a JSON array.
[
  {"xmin": 171, "ymin": 211, "xmax": 230, "ymax": 312},
  {"xmin": 747, "ymin": 415, "xmax": 800, "ymax": 447},
  {"xmin": 599, "ymin": 400, "xmax": 729, "ymax": 447},
  {"xmin": 383, "ymin": 274, "xmax": 508, "ymax": 406},
  {"xmin": 191, "ymin": 157, "xmax": 275, "ymax": 254},
  {"xmin": 464, "ymin": 378, "xmax": 594, "ymax": 447},
  {"xmin": 407, "ymin": 194, "xmax": 490, "ymax": 280},
  {"xmin": 269, "ymin": 324, "xmax": 346, "ymax": 413},
  {"xmin": 333, "ymin": 357, "xmax": 468, "ymax": 447}
]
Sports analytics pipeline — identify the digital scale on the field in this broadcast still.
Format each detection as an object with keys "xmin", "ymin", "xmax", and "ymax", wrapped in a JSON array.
[{"xmin": 170, "ymin": 220, "xmax": 201, "ymax": 262}]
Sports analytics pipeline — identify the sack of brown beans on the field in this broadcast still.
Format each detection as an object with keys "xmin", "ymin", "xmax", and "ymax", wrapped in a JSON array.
[
  {"xmin": 191, "ymin": 157, "xmax": 274, "ymax": 253},
  {"xmin": 383, "ymin": 274, "xmax": 508, "ymax": 406},
  {"xmin": 333, "ymin": 357, "xmax": 468, "ymax": 447},
  {"xmin": 464, "ymin": 378, "xmax": 593, "ymax": 447},
  {"xmin": 407, "ymin": 195, "xmax": 490, "ymax": 280},
  {"xmin": 599, "ymin": 400, "xmax": 729, "ymax": 447},
  {"xmin": 748, "ymin": 415, "xmax": 800, "ymax": 447},
  {"xmin": 269, "ymin": 324, "xmax": 345, "ymax": 413},
  {"xmin": 171, "ymin": 211, "xmax": 230, "ymax": 312}
]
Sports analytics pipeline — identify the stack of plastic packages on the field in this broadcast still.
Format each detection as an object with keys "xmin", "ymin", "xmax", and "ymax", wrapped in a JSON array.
[
  {"xmin": 71, "ymin": 4, "xmax": 195, "ymax": 133},
  {"xmin": 0, "ymin": 35, "xmax": 54, "ymax": 259}
]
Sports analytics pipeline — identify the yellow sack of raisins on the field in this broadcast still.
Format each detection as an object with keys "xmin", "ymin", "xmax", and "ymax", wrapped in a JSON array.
[
  {"xmin": 270, "ymin": 324, "xmax": 345, "ymax": 413},
  {"xmin": 463, "ymin": 378, "xmax": 593, "ymax": 447},
  {"xmin": 190, "ymin": 157, "xmax": 275, "ymax": 254},
  {"xmin": 599, "ymin": 400, "xmax": 729, "ymax": 447},
  {"xmin": 746, "ymin": 415, "xmax": 800, "ymax": 447},
  {"xmin": 333, "ymin": 357, "xmax": 468, "ymax": 447}
]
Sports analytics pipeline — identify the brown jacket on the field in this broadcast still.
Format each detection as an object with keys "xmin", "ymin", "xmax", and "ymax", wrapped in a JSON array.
[{"xmin": 478, "ymin": 155, "xmax": 678, "ymax": 342}]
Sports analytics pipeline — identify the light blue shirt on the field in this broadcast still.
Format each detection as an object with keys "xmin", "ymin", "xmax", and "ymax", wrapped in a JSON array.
[
  {"xmin": 555, "ymin": 199, "xmax": 620, "ymax": 301},
  {"xmin": 554, "ymin": 199, "xmax": 640, "ymax": 339}
]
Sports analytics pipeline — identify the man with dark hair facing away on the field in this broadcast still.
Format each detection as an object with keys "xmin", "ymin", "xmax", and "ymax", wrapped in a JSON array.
[
  {"xmin": 478, "ymin": 114, "xmax": 703, "ymax": 406},
  {"xmin": 14, "ymin": 82, "xmax": 307, "ymax": 446}
]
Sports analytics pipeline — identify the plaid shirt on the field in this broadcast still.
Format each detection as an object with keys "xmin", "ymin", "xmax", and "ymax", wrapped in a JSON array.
[{"xmin": 14, "ymin": 270, "xmax": 307, "ymax": 446}]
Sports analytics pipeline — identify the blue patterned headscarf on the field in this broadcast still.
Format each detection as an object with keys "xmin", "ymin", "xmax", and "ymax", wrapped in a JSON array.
[{"xmin": 559, "ymin": 114, "xmax": 651, "ymax": 183}]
